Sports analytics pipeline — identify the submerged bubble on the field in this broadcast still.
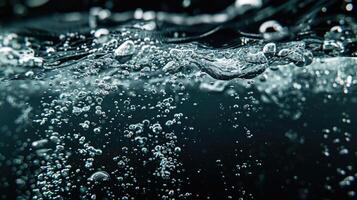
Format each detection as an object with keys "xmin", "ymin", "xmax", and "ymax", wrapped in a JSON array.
[
  {"xmin": 262, "ymin": 43, "xmax": 276, "ymax": 56},
  {"xmin": 235, "ymin": 0, "xmax": 262, "ymax": 8},
  {"xmin": 162, "ymin": 60, "xmax": 181, "ymax": 73},
  {"xmin": 114, "ymin": 40, "xmax": 136, "ymax": 63},
  {"xmin": 94, "ymin": 28, "xmax": 109, "ymax": 38},
  {"xmin": 114, "ymin": 40, "xmax": 136, "ymax": 57},
  {"xmin": 182, "ymin": 0, "xmax": 191, "ymax": 8},
  {"xmin": 31, "ymin": 139, "xmax": 48, "ymax": 148},
  {"xmin": 88, "ymin": 171, "xmax": 110, "ymax": 182},
  {"xmin": 259, "ymin": 20, "xmax": 288, "ymax": 40}
]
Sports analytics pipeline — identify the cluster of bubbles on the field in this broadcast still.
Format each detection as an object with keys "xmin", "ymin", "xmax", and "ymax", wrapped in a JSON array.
[{"xmin": 0, "ymin": 4, "xmax": 357, "ymax": 199}]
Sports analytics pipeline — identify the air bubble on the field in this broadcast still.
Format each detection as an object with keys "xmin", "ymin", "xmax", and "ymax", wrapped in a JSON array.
[{"xmin": 88, "ymin": 171, "xmax": 110, "ymax": 182}]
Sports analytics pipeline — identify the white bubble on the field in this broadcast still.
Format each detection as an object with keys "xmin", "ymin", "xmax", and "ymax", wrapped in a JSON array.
[
  {"xmin": 94, "ymin": 28, "xmax": 109, "ymax": 38},
  {"xmin": 31, "ymin": 139, "xmax": 48, "ymax": 148},
  {"xmin": 114, "ymin": 40, "xmax": 136, "ymax": 57},
  {"xmin": 88, "ymin": 171, "xmax": 110, "ymax": 182}
]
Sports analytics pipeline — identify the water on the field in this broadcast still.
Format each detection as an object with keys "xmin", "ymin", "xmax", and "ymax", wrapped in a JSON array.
[{"xmin": 0, "ymin": 1, "xmax": 357, "ymax": 199}]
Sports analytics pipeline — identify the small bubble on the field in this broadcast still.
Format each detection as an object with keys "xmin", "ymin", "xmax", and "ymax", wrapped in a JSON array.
[{"xmin": 88, "ymin": 171, "xmax": 110, "ymax": 182}]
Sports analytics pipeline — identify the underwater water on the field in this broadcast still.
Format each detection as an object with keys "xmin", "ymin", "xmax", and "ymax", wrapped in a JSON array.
[{"xmin": 0, "ymin": 0, "xmax": 357, "ymax": 199}]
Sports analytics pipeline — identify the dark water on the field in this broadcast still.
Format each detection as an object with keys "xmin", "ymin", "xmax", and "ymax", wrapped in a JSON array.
[{"xmin": 0, "ymin": 0, "xmax": 357, "ymax": 199}]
